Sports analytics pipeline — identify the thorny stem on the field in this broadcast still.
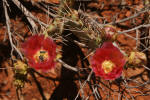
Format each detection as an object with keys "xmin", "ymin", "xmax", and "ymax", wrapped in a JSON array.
[{"xmin": 58, "ymin": 0, "xmax": 74, "ymax": 16}]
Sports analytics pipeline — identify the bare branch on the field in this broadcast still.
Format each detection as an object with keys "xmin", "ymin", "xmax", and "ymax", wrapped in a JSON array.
[
  {"xmin": 57, "ymin": 59, "xmax": 78, "ymax": 72},
  {"xmin": 3, "ymin": 0, "xmax": 23, "ymax": 60},
  {"xmin": 12, "ymin": 0, "xmax": 38, "ymax": 33}
]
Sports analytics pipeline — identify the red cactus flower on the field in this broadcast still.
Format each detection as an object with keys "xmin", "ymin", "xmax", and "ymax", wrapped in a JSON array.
[
  {"xmin": 91, "ymin": 42, "xmax": 126, "ymax": 80},
  {"xmin": 21, "ymin": 34, "xmax": 56, "ymax": 71}
]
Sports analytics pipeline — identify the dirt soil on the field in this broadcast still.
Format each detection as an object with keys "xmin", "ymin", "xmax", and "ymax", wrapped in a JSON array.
[{"xmin": 0, "ymin": 0, "xmax": 150, "ymax": 100}]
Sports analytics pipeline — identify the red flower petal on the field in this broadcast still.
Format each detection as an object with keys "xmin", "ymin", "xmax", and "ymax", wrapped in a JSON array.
[
  {"xmin": 21, "ymin": 34, "xmax": 56, "ymax": 71},
  {"xmin": 91, "ymin": 42, "xmax": 126, "ymax": 80}
]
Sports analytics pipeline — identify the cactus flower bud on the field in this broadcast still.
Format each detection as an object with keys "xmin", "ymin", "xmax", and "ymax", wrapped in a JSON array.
[
  {"xmin": 14, "ymin": 60, "xmax": 28, "ymax": 75},
  {"xmin": 128, "ymin": 51, "xmax": 147, "ymax": 66},
  {"xmin": 102, "ymin": 25, "xmax": 118, "ymax": 41},
  {"xmin": 13, "ymin": 60, "xmax": 28, "ymax": 88}
]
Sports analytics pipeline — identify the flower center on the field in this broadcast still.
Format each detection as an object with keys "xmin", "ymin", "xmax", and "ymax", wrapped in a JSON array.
[
  {"xmin": 33, "ymin": 49, "xmax": 49, "ymax": 63},
  {"xmin": 102, "ymin": 60, "xmax": 115, "ymax": 74}
]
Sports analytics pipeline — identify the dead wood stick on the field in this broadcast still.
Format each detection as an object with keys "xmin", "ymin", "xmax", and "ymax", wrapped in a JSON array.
[
  {"xmin": 3, "ymin": 0, "xmax": 23, "ymax": 60},
  {"xmin": 12, "ymin": 0, "xmax": 38, "ymax": 33}
]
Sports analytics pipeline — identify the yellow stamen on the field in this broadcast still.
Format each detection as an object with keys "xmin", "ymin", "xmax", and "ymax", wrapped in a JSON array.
[
  {"xmin": 33, "ymin": 49, "xmax": 49, "ymax": 63},
  {"xmin": 102, "ymin": 60, "xmax": 115, "ymax": 74}
]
